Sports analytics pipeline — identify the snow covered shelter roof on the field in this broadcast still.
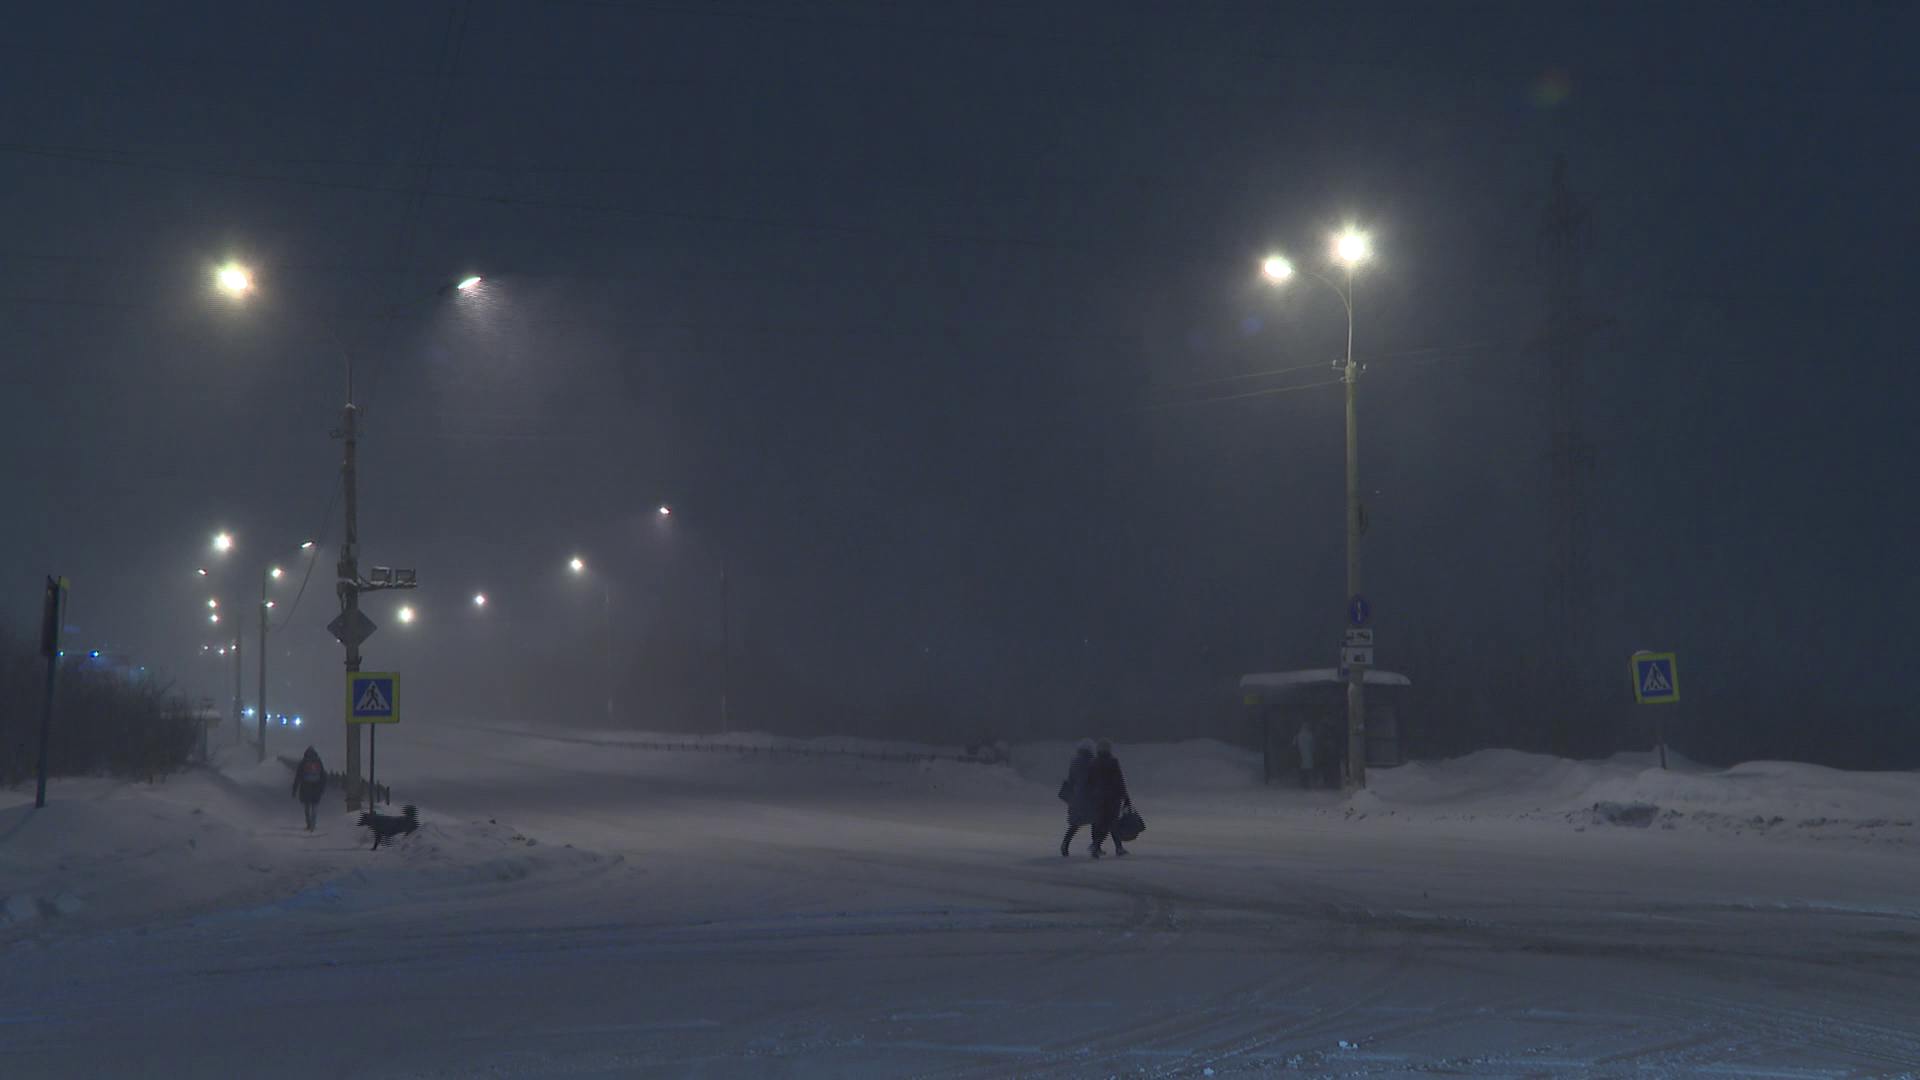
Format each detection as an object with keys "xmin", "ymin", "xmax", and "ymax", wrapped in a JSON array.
[{"xmin": 1240, "ymin": 668, "xmax": 1411, "ymax": 690}]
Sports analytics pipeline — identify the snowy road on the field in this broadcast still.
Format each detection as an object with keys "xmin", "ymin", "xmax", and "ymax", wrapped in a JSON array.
[{"xmin": 6, "ymin": 725, "xmax": 1920, "ymax": 1078}]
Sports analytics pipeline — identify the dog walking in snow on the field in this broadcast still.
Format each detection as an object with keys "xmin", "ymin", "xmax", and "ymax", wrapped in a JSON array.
[{"xmin": 358, "ymin": 804, "xmax": 420, "ymax": 849}]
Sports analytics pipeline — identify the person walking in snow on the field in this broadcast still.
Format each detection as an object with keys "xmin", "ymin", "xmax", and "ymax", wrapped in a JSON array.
[
  {"xmin": 292, "ymin": 746, "xmax": 327, "ymax": 831},
  {"xmin": 1058, "ymin": 739, "xmax": 1096, "ymax": 857},
  {"xmin": 1085, "ymin": 739, "xmax": 1131, "ymax": 858},
  {"xmin": 1292, "ymin": 721, "xmax": 1317, "ymax": 789}
]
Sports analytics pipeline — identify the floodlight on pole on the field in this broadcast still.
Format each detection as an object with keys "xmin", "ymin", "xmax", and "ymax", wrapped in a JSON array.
[{"xmin": 1262, "ymin": 256, "xmax": 1294, "ymax": 281}]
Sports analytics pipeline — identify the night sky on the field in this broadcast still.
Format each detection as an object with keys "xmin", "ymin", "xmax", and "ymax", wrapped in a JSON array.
[{"xmin": 5, "ymin": 3, "xmax": 1915, "ymax": 765}]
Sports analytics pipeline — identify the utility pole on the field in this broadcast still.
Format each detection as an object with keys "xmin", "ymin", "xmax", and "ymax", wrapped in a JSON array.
[
  {"xmin": 1341, "ymin": 264, "xmax": 1367, "ymax": 790},
  {"xmin": 1541, "ymin": 154, "xmax": 1598, "ymax": 755},
  {"xmin": 337, "ymin": 394, "xmax": 365, "ymax": 808},
  {"xmin": 35, "ymin": 576, "xmax": 67, "ymax": 809},
  {"xmin": 257, "ymin": 567, "xmax": 270, "ymax": 763},
  {"xmin": 231, "ymin": 624, "xmax": 243, "ymax": 750}
]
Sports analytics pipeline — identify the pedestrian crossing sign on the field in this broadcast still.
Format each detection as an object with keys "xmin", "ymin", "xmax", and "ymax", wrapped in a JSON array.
[
  {"xmin": 347, "ymin": 672, "xmax": 401, "ymax": 724},
  {"xmin": 1631, "ymin": 652, "xmax": 1678, "ymax": 705}
]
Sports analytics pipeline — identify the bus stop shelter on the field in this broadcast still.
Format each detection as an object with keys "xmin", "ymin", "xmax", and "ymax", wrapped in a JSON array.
[{"xmin": 1240, "ymin": 668, "xmax": 1411, "ymax": 785}]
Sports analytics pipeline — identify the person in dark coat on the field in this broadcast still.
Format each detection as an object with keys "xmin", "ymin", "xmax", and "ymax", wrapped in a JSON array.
[
  {"xmin": 1084, "ymin": 739, "xmax": 1131, "ymax": 858},
  {"xmin": 1058, "ymin": 739, "xmax": 1095, "ymax": 857},
  {"xmin": 291, "ymin": 746, "xmax": 327, "ymax": 831}
]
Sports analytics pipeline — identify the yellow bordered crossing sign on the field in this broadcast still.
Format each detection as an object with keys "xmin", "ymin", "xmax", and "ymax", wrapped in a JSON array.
[
  {"xmin": 347, "ymin": 672, "xmax": 401, "ymax": 724},
  {"xmin": 1631, "ymin": 652, "xmax": 1678, "ymax": 704}
]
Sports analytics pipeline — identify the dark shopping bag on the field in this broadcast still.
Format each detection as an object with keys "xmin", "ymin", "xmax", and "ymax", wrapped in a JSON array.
[{"xmin": 1112, "ymin": 806, "xmax": 1145, "ymax": 843}]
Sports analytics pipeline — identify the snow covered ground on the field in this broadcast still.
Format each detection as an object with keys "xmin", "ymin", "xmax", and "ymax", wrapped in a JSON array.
[{"xmin": 5, "ymin": 724, "xmax": 1920, "ymax": 1077}]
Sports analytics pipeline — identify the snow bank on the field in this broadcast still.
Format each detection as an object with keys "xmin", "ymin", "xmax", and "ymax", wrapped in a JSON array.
[{"xmin": 1360, "ymin": 748, "xmax": 1920, "ymax": 840}]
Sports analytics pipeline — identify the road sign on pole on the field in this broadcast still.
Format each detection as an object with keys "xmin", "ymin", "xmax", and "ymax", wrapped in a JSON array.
[
  {"xmin": 1631, "ymin": 652, "xmax": 1678, "ymax": 704},
  {"xmin": 1346, "ymin": 595, "xmax": 1372, "ymax": 628},
  {"xmin": 347, "ymin": 672, "xmax": 401, "ymax": 724}
]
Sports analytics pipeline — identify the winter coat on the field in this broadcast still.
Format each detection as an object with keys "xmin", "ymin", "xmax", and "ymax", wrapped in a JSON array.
[
  {"xmin": 1059, "ymin": 749, "xmax": 1095, "ymax": 824},
  {"xmin": 1084, "ymin": 751, "xmax": 1129, "ymax": 824},
  {"xmin": 292, "ymin": 752, "xmax": 327, "ymax": 804}
]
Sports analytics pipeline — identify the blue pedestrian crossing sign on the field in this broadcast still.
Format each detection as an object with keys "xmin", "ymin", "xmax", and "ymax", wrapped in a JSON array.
[
  {"xmin": 347, "ymin": 672, "xmax": 401, "ymax": 724},
  {"xmin": 1631, "ymin": 652, "xmax": 1678, "ymax": 704}
]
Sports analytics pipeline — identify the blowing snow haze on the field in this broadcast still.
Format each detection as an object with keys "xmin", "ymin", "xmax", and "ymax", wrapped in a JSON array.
[
  {"xmin": 11, "ymin": 6, "xmax": 1920, "ymax": 1078},
  {"xmin": 5, "ymin": 4, "xmax": 1918, "ymax": 763}
]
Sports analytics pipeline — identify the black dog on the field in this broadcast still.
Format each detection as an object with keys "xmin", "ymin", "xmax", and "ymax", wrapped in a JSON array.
[{"xmin": 358, "ymin": 804, "xmax": 420, "ymax": 849}]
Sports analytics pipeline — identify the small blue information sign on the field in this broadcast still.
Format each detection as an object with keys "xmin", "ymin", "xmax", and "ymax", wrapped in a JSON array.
[{"xmin": 1347, "ymin": 595, "xmax": 1372, "ymax": 629}]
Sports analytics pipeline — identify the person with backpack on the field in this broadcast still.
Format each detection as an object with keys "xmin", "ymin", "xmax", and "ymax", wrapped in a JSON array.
[
  {"xmin": 291, "ymin": 746, "xmax": 327, "ymax": 831},
  {"xmin": 1085, "ymin": 739, "xmax": 1132, "ymax": 858},
  {"xmin": 1057, "ymin": 739, "xmax": 1096, "ymax": 857}
]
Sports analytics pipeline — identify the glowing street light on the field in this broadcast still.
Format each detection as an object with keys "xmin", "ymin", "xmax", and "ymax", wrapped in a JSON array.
[
  {"xmin": 1333, "ymin": 230, "xmax": 1370, "ymax": 266},
  {"xmin": 398, "ymin": 606, "xmax": 415, "ymax": 624},
  {"xmin": 270, "ymin": 567, "xmax": 283, "ymax": 579},
  {"xmin": 657, "ymin": 504, "xmax": 673, "ymax": 517},
  {"xmin": 1262, "ymin": 256, "xmax": 1294, "ymax": 281},
  {"xmin": 210, "ymin": 614, "xmax": 220, "ymax": 623},
  {"xmin": 569, "ymin": 556, "xmax": 586, "ymax": 573},
  {"xmin": 455, "ymin": 276, "xmax": 482, "ymax": 291},
  {"xmin": 207, "ymin": 598, "xmax": 218, "ymax": 608},
  {"xmin": 473, "ymin": 593, "xmax": 487, "ymax": 607},
  {"xmin": 213, "ymin": 532, "xmax": 234, "ymax": 553},
  {"xmin": 217, "ymin": 265, "xmax": 251, "ymax": 294}
]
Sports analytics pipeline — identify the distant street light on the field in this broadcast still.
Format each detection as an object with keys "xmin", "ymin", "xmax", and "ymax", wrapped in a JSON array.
[
  {"xmin": 456, "ymin": 276, "xmax": 483, "ymax": 291},
  {"xmin": 207, "ymin": 598, "xmax": 218, "ymax": 608},
  {"xmin": 213, "ymin": 532, "xmax": 234, "ymax": 553},
  {"xmin": 473, "ymin": 593, "xmax": 487, "ymax": 607},
  {"xmin": 655, "ymin": 504, "xmax": 731, "ymax": 735},
  {"xmin": 217, "ymin": 265, "xmax": 251, "ymax": 294},
  {"xmin": 1263, "ymin": 225, "xmax": 1375, "ymax": 787},
  {"xmin": 398, "ymin": 606, "xmax": 415, "ymax": 624},
  {"xmin": 568, "ymin": 555, "xmax": 615, "ymax": 724}
]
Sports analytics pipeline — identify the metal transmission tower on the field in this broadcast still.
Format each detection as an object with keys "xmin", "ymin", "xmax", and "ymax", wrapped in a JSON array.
[{"xmin": 1539, "ymin": 154, "xmax": 1598, "ymax": 755}]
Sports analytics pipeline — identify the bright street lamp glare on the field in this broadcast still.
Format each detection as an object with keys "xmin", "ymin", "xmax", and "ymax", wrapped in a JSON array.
[
  {"xmin": 196, "ymin": 568, "xmax": 209, "ymax": 576},
  {"xmin": 658, "ymin": 505, "xmax": 672, "ymax": 517},
  {"xmin": 399, "ymin": 606, "xmax": 415, "ymax": 623},
  {"xmin": 570, "ymin": 557, "xmax": 585, "ymax": 573},
  {"xmin": 207, "ymin": 599, "xmax": 218, "ymax": 608},
  {"xmin": 456, "ymin": 276, "xmax": 482, "ymax": 291},
  {"xmin": 270, "ymin": 567, "xmax": 283, "ymax": 579},
  {"xmin": 1262, "ymin": 256, "xmax": 1293, "ymax": 281},
  {"xmin": 213, "ymin": 532, "xmax": 233, "ymax": 552},
  {"xmin": 1334, "ymin": 232, "xmax": 1370, "ymax": 265},
  {"xmin": 209, "ymin": 614, "xmax": 219, "ymax": 623},
  {"xmin": 217, "ymin": 266, "xmax": 251, "ymax": 294},
  {"xmin": 299, "ymin": 541, "xmax": 315, "ymax": 549},
  {"xmin": 473, "ymin": 593, "xmax": 487, "ymax": 606}
]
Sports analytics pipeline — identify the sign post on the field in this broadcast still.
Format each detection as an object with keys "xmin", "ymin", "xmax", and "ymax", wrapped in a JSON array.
[
  {"xmin": 34, "ymin": 576, "xmax": 68, "ymax": 809},
  {"xmin": 1630, "ymin": 651, "xmax": 1679, "ymax": 769},
  {"xmin": 346, "ymin": 672, "xmax": 400, "ymax": 806}
]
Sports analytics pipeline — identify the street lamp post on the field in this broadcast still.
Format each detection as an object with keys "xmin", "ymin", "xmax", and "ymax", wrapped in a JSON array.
[
  {"xmin": 1264, "ymin": 229, "xmax": 1373, "ymax": 787},
  {"xmin": 568, "ymin": 557, "xmax": 615, "ymax": 724},
  {"xmin": 258, "ymin": 541, "xmax": 315, "ymax": 763},
  {"xmin": 655, "ymin": 504, "xmax": 729, "ymax": 735}
]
